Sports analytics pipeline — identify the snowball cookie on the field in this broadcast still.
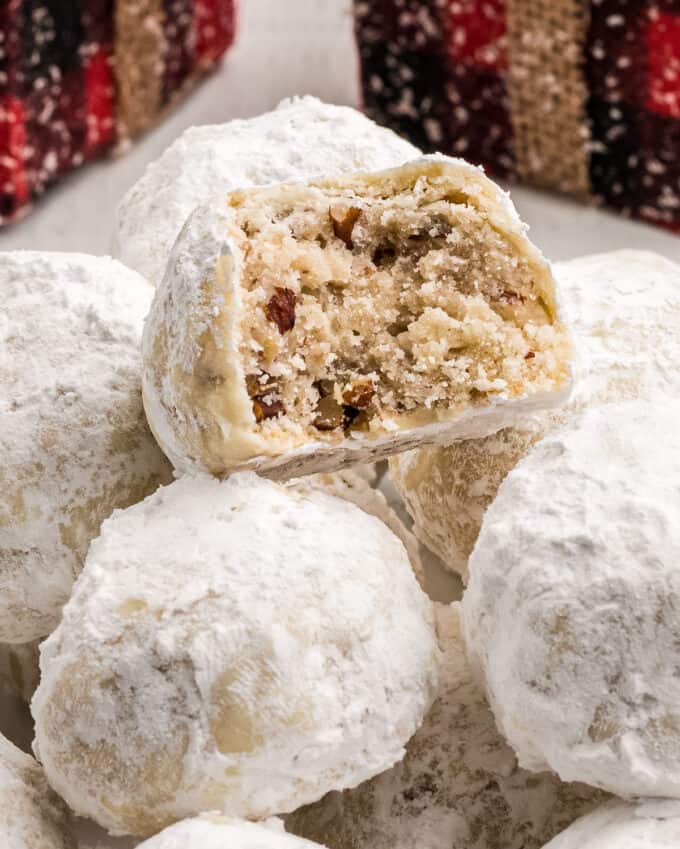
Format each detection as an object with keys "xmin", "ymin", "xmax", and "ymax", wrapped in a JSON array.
[
  {"xmin": 143, "ymin": 156, "xmax": 572, "ymax": 480},
  {"xmin": 286, "ymin": 604, "xmax": 606, "ymax": 849},
  {"xmin": 390, "ymin": 249, "xmax": 680, "ymax": 579},
  {"xmin": 462, "ymin": 398, "xmax": 680, "ymax": 798},
  {"xmin": 300, "ymin": 470, "xmax": 425, "ymax": 586},
  {"xmin": 0, "ymin": 641, "xmax": 40, "ymax": 702},
  {"xmin": 542, "ymin": 800, "xmax": 680, "ymax": 848},
  {"xmin": 137, "ymin": 815, "xmax": 326, "ymax": 849},
  {"xmin": 1, "ymin": 252, "xmax": 173, "ymax": 644},
  {"xmin": 32, "ymin": 472, "xmax": 439, "ymax": 837},
  {"xmin": 0, "ymin": 731, "xmax": 74, "ymax": 849},
  {"xmin": 115, "ymin": 96, "xmax": 420, "ymax": 286}
]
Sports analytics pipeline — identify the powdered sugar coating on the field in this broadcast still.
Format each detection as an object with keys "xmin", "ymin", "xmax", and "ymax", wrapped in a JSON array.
[
  {"xmin": 390, "ymin": 250, "xmax": 680, "ymax": 579},
  {"xmin": 300, "ymin": 470, "xmax": 425, "ymax": 587},
  {"xmin": 142, "ymin": 155, "xmax": 571, "ymax": 481},
  {"xmin": 114, "ymin": 97, "xmax": 421, "ymax": 286},
  {"xmin": 32, "ymin": 473, "xmax": 439, "ymax": 837},
  {"xmin": 462, "ymin": 399, "xmax": 680, "ymax": 797},
  {"xmin": 286, "ymin": 603, "xmax": 606, "ymax": 849},
  {"xmin": 0, "ymin": 732, "xmax": 74, "ymax": 849},
  {"xmin": 543, "ymin": 800, "xmax": 680, "ymax": 848},
  {"xmin": 139, "ymin": 816, "xmax": 326, "ymax": 849},
  {"xmin": 0, "ymin": 252, "xmax": 172, "ymax": 644}
]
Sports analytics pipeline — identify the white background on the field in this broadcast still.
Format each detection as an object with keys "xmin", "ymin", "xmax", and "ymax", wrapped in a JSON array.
[{"xmin": 0, "ymin": 0, "xmax": 679, "ymax": 263}]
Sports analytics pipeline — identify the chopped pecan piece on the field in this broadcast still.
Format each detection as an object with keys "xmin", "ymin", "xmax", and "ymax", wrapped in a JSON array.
[
  {"xmin": 265, "ymin": 287, "xmax": 296, "ymax": 334},
  {"xmin": 246, "ymin": 372, "xmax": 284, "ymax": 421},
  {"xmin": 329, "ymin": 205, "xmax": 361, "ymax": 249},
  {"xmin": 342, "ymin": 379, "xmax": 375, "ymax": 409},
  {"xmin": 498, "ymin": 290, "xmax": 525, "ymax": 305},
  {"xmin": 524, "ymin": 351, "xmax": 536, "ymax": 360},
  {"xmin": 246, "ymin": 372, "xmax": 275, "ymax": 397},
  {"xmin": 314, "ymin": 379, "xmax": 335, "ymax": 398},
  {"xmin": 313, "ymin": 395, "xmax": 346, "ymax": 431},
  {"xmin": 252, "ymin": 397, "xmax": 285, "ymax": 422}
]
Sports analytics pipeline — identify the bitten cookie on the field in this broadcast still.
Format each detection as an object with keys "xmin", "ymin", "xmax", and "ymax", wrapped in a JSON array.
[
  {"xmin": 32, "ymin": 473, "xmax": 439, "ymax": 837},
  {"xmin": 0, "ymin": 252, "xmax": 172, "ymax": 644},
  {"xmin": 462, "ymin": 399, "xmax": 680, "ymax": 798},
  {"xmin": 114, "ymin": 96, "xmax": 420, "ymax": 286},
  {"xmin": 0, "ymin": 731, "xmax": 74, "ymax": 848},
  {"xmin": 389, "ymin": 250, "xmax": 680, "ymax": 579},
  {"xmin": 286, "ymin": 604, "xmax": 606, "ymax": 849},
  {"xmin": 138, "ymin": 816, "xmax": 326, "ymax": 849},
  {"xmin": 542, "ymin": 800, "xmax": 680, "ymax": 848},
  {"xmin": 143, "ymin": 156, "xmax": 572, "ymax": 480}
]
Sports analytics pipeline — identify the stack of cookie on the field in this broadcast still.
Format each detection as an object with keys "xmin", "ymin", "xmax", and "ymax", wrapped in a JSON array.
[{"xmin": 2, "ymin": 96, "xmax": 680, "ymax": 849}]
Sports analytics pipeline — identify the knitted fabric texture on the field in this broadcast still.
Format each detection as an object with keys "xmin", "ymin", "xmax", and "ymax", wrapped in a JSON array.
[
  {"xmin": 0, "ymin": 0, "xmax": 236, "ymax": 225},
  {"xmin": 353, "ymin": 0, "xmax": 680, "ymax": 230}
]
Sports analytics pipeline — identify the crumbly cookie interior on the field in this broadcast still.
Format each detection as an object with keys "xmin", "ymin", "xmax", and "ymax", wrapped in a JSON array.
[{"xmin": 228, "ymin": 171, "xmax": 570, "ymax": 441}]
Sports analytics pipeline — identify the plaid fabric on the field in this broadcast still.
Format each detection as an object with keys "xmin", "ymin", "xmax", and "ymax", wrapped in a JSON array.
[
  {"xmin": 0, "ymin": 0, "xmax": 236, "ymax": 225},
  {"xmin": 354, "ymin": 0, "xmax": 680, "ymax": 230}
]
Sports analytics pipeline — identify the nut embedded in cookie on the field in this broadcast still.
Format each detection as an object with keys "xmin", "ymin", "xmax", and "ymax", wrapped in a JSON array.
[{"xmin": 142, "ymin": 156, "xmax": 573, "ymax": 479}]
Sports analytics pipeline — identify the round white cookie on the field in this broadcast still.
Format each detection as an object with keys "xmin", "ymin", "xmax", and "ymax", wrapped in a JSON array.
[
  {"xmin": 542, "ymin": 800, "xmax": 680, "ymax": 848},
  {"xmin": 286, "ymin": 603, "xmax": 606, "ymax": 849},
  {"xmin": 0, "ymin": 731, "xmax": 74, "ymax": 848},
  {"xmin": 389, "ymin": 250, "xmax": 680, "ymax": 579},
  {"xmin": 462, "ymin": 399, "xmax": 680, "ymax": 797},
  {"xmin": 114, "ymin": 96, "xmax": 420, "ymax": 286},
  {"xmin": 138, "ymin": 816, "xmax": 325, "ymax": 849},
  {"xmin": 1, "ymin": 251, "xmax": 172, "ymax": 643},
  {"xmin": 32, "ymin": 473, "xmax": 439, "ymax": 837}
]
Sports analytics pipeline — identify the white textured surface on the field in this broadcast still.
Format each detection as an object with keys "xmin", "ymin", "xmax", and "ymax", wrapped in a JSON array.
[
  {"xmin": 286, "ymin": 603, "xmax": 606, "ymax": 849},
  {"xmin": 0, "ymin": 732, "xmax": 74, "ymax": 849},
  {"xmin": 32, "ymin": 473, "xmax": 439, "ymax": 836},
  {"xmin": 542, "ymin": 800, "xmax": 680, "ymax": 848},
  {"xmin": 299, "ymin": 470, "xmax": 425, "ymax": 587},
  {"xmin": 389, "ymin": 249, "xmax": 680, "ymax": 580},
  {"xmin": 0, "ymin": 1, "xmax": 677, "ymax": 267},
  {"xmin": 462, "ymin": 399, "xmax": 680, "ymax": 797},
  {"xmin": 138, "ymin": 816, "xmax": 325, "ymax": 849},
  {"xmin": 115, "ymin": 96, "xmax": 420, "ymax": 285},
  {"xmin": 142, "ymin": 155, "xmax": 571, "ymax": 480},
  {"xmin": 0, "ymin": 252, "xmax": 172, "ymax": 644}
]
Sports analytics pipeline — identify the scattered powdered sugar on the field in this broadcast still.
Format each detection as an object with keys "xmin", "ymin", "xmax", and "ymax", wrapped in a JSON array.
[
  {"xmin": 32, "ymin": 472, "xmax": 439, "ymax": 837},
  {"xmin": 0, "ymin": 252, "xmax": 172, "ymax": 644},
  {"xmin": 390, "ymin": 249, "xmax": 680, "ymax": 580},
  {"xmin": 542, "ymin": 800, "xmax": 680, "ymax": 848},
  {"xmin": 138, "ymin": 815, "xmax": 326, "ymax": 849},
  {"xmin": 114, "ymin": 96, "xmax": 421, "ymax": 286},
  {"xmin": 286, "ymin": 603, "xmax": 606, "ymax": 849},
  {"xmin": 462, "ymin": 398, "xmax": 680, "ymax": 797},
  {"xmin": 0, "ymin": 731, "xmax": 74, "ymax": 848}
]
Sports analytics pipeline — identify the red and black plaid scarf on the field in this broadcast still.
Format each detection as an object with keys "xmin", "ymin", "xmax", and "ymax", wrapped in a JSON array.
[
  {"xmin": 354, "ymin": 0, "xmax": 680, "ymax": 231},
  {"xmin": 0, "ymin": 0, "xmax": 235, "ymax": 225}
]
